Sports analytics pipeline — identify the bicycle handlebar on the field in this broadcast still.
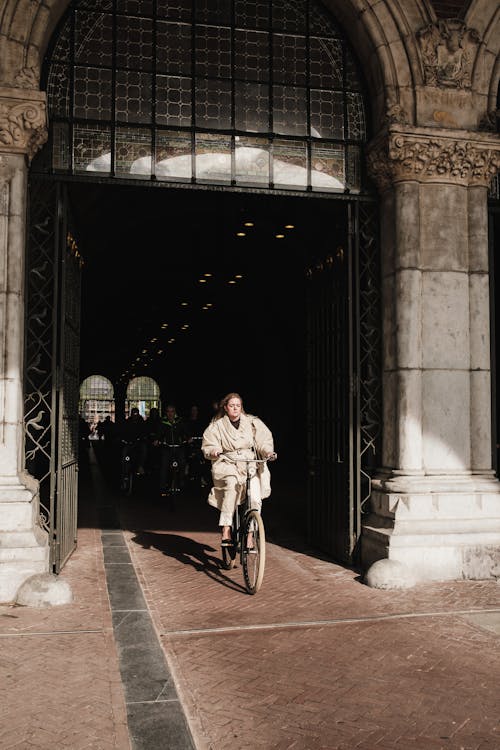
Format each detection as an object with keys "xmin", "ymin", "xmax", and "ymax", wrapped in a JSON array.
[{"xmin": 220, "ymin": 452, "xmax": 276, "ymax": 463}]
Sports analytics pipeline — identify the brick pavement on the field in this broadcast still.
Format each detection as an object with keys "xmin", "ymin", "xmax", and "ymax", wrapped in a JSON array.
[
  {"xmin": 2, "ymin": 463, "xmax": 500, "ymax": 750},
  {"xmin": 119, "ymin": 477, "xmax": 500, "ymax": 750},
  {"xmin": 0, "ymin": 509, "xmax": 129, "ymax": 749}
]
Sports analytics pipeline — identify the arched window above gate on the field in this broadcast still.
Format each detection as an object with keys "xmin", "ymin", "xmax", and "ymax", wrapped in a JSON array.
[
  {"xmin": 43, "ymin": 0, "xmax": 367, "ymax": 192},
  {"xmin": 126, "ymin": 376, "xmax": 160, "ymax": 417}
]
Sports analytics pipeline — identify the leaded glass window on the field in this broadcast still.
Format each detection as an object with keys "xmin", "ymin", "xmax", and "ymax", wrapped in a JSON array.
[
  {"xmin": 79, "ymin": 374, "xmax": 115, "ymax": 427},
  {"xmin": 126, "ymin": 376, "xmax": 160, "ymax": 417},
  {"xmin": 43, "ymin": 0, "xmax": 367, "ymax": 192}
]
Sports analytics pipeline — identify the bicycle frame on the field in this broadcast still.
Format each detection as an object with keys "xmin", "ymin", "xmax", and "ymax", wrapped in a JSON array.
[
  {"xmin": 160, "ymin": 442, "xmax": 185, "ymax": 495},
  {"xmin": 220, "ymin": 453, "xmax": 272, "ymax": 593},
  {"xmin": 120, "ymin": 439, "xmax": 142, "ymax": 495}
]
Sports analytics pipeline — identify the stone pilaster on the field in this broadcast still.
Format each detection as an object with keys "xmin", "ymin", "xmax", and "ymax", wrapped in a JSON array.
[
  {"xmin": 363, "ymin": 125, "xmax": 500, "ymax": 584},
  {"xmin": 0, "ymin": 87, "xmax": 49, "ymax": 602}
]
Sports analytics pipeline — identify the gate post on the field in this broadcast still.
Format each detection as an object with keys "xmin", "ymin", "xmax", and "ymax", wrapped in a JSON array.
[
  {"xmin": 0, "ymin": 86, "xmax": 49, "ymax": 601},
  {"xmin": 363, "ymin": 125, "xmax": 500, "ymax": 584}
]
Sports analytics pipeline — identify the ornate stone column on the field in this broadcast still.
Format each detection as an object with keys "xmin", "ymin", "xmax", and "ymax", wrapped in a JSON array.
[
  {"xmin": 0, "ymin": 86, "xmax": 49, "ymax": 601},
  {"xmin": 363, "ymin": 125, "xmax": 500, "ymax": 583}
]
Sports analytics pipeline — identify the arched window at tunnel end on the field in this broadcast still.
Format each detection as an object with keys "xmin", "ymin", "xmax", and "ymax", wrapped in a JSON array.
[
  {"xmin": 79, "ymin": 374, "xmax": 115, "ymax": 433},
  {"xmin": 126, "ymin": 376, "xmax": 161, "ymax": 419}
]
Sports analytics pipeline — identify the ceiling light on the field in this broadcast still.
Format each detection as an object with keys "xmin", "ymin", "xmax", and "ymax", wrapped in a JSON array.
[
  {"xmin": 142, "ymin": 349, "xmax": 147, "ymax": 353},
  {"xmin": 228, "ymin": 280, "xmax": 236, "ymax": 284},
  {"xmin": 285, "ymin": 224, "xmax": 295, "ymax": 229},
  {"xmin": 236, "ymin": 232, "xmax": 246, "ymax": 237},
  {"xmin": 204, "ymin": 273, "xmax": 212, "ymax": 277},
  {"xmin": 199, "ymin": 278, "xmax": 207, "ymax": 283},
  {"xmin": 150, "ymin": 338, "xmax": 157, "ymax": 343},
  {"xmin": 244, "ymin": 222, "xmax": 254, "ymax": 227},
  {"xmin": 276, "ymin": 234, "xmax": 285, "ymax": 239},
  {"xmin": 161, "ymin": 322, "xmax": 168, "ymax": 328},
  {"xmin": 206, "ymin": 303, "xmax": 213, "ymax": 307},
  {"xmin": 157, "ymin": 350, "xmax": 163, "ymax": 354},
  {"xmin": 181, "ymin": 302, "xmax": 188, "ymax": 307},
  {"xmin": 235, "ymin": 274, "xmax": 243, "ymax": 279}
]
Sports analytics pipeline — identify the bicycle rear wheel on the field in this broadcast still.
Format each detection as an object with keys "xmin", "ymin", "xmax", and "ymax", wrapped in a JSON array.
[{"xmin": 242, "ymin": 510, "xmax": 265, "ymax": 594}]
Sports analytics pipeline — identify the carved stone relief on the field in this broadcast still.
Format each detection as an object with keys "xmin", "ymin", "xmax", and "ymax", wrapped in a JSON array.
[
  {"xmin": 0, "ymin": 93, "xmax": 47, "ymax": 160},
  {"xmin": 417, "ymin": 20, "xmax": 480, "ymax": 89},
  {"xmin": 367, "ymin": 128, "xmax": 500, "ymax": 191},
  {"xmin": 14, "ymin": 67, "xmax": 40, "ymax": 90}
]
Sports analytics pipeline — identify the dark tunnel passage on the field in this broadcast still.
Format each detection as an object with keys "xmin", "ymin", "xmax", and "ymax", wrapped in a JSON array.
[{"xmin": 71, "ymin": 181, "xmax": 349, "ymax": 476}]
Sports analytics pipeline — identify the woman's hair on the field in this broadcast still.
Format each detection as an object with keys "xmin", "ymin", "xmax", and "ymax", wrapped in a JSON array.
[{"xmin": 214, "ymin": 392, "xmax": 245, "ymax": 420}]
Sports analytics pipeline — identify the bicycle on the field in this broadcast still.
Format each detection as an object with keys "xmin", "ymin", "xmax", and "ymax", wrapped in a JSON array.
[
  {"xmin": 187, "ymin": 436, "xmax": 210, "ymax": 487},
  {"xmin": 120, "ymin": 438, "xmax": 144, "ymax": 496},
  {"xmin": 159, "ymin": 442, "xmax": 186, "ymax": 497},
  {"xmin": 219, "ymin": 455, "xmax": 274, "ymax": 595}
]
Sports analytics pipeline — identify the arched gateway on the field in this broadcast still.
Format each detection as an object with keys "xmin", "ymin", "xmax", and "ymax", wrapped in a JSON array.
[
  {"xmin": 25, "ymin": 0, "xmax": 381, "ymax": 573},
  {"xmin": 0, "ymin": 0, "xmax": 499, "ymax": 600}
]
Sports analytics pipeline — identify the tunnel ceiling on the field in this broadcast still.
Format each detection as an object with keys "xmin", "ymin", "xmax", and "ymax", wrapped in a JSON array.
[{"xmin": 71, "ymin": 182, "xmax": 347, "ymax": 388}]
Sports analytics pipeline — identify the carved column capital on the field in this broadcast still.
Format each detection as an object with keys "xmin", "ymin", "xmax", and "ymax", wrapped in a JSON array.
[
  {"xmin": 366, "ymin": 126, "xmax": 500, "ymax": 191},
  {"xmin": 0, "ymin": 87, "xmax": 48, "ymax": 162}
]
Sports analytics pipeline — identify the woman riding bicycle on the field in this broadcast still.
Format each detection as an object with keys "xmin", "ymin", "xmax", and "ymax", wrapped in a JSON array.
[{"xmin": 201, "ymin": 393, "xmax": 276, "ymax": 547}]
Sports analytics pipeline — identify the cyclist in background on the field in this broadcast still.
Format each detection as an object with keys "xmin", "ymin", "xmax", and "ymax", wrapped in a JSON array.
[
  {"xmin": 120, "ymin": 407, "xmax": 147, "ymax": 477},
  {"xmin": 186, "ymin": 404, "xmax": 209, "ymax": 486},
  {"xmin": 201, "ymin": 393, "xmax": 276, "ymax": 547},
  {"xmin": 158, "ymin": 404, "xmax": 189, "ymax": 498},
  {"xmin": 144, "ymin": 406, "xmax": 163, "ymax": 474}
]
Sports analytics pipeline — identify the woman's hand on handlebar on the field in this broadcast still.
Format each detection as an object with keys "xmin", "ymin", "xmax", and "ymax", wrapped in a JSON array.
[{"xmin": 266, "ymin": 452, "xmax": 277, "ymax": 461}]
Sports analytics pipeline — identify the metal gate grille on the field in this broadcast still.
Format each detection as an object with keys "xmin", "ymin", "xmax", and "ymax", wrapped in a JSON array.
[
  {"xmin": 306, "ymin": 204, "xmax": 353, "ymax": 561},
  {"xmin": 25, "ymin": 180, "xmax": 82, "ymax": 573},
  {"xmin": 358, "ymin": 202, "xmax": 382, "ymax": 513},
  {"xmin": 306, "ymin": 199, "xmax": 380, "ymax": 564}
]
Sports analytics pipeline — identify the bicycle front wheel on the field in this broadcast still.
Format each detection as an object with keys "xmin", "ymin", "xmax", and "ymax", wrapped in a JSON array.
[
  {"xmin": 242, "ymin": 510, "xmax": 266, "ymax": 594},
  {"xmin": 121, "ymin": 462, "xmax": 133, "ymax": 496}
]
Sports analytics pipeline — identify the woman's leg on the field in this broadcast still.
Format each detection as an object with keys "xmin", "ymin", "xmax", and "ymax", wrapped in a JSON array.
[
  {"xmin": 219, "ymin": 476, "xmax": 239, "ymax": 541},
  {"xmin": 248, "ymin": 475, "xmax": 262, "ymax": 513}
]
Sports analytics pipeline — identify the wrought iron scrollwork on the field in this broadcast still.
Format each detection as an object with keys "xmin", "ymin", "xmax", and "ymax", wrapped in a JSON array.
[
  {"xmin": 358, "ymin": 202, "xmax": 382, "ymax": 511},
  {"xmin": 24, "ymin": 179, "xmax": 58, "ymax": 533}
]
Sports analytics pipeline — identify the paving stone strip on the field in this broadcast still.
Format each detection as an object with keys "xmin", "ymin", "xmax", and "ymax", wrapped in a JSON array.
[
  {"xmin": 160, "ymin": 606, "xmax": 500, "ymax": 637},
  {"xmin": 100, "ymin": 526, "xmax": 195, "ymax": 750}
]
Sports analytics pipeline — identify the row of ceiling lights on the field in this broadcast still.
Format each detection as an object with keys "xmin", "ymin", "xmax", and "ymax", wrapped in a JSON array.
[
  {"xmin": 236, "ymin": 221, "xmax": 295, "ymax": 239},
  {"xmin": 118, "ymin": 273, "xmax": 244, "ymax": 380},
  {"xmin": 119, "ymin": 219, "xmax": 297, "ymax": 381}
]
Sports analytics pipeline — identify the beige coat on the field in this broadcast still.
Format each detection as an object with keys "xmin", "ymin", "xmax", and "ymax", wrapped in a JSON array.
[{"xmin": 201, "ymin": 413, "xmax": 274, "ymax": 511}]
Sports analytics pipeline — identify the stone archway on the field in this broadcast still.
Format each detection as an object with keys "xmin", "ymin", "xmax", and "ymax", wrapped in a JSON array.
[{"xmin": 0, "ymin": 0, "xmax": 499, "ymax": 600}]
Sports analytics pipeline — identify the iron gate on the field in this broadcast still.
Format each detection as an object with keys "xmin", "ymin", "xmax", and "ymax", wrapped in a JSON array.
[
  {"xmin": 25, "ymin": 179, "xmax": 82, "ymax": 573},
  {"xmin": 306, "ymin": 200, "xmax": 380, "ymax": 564}
]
